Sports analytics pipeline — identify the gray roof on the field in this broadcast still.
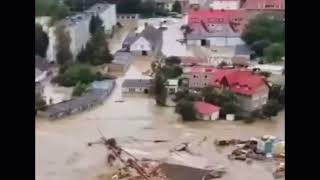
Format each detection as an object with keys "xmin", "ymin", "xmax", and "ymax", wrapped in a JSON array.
[
  {"xmin": 35, "ymin": 55, "xmax": 51, "ymax": 72},
  {"xmin": 122, "ymin": 79, "xmax": 153, "ymax": 88},
  {"xmin": 44, "ymin": 80, "xmax": 115, "ymax": 116},
  {"xmin": 123, "ymin": 25, "xmax": 163, "ymax": 51},
  {"xmin": 235, "ymin": 45, "xmax": 252, "ymax": 55},
  {"xmin": 112, "ymin": 51, "xmax": 133, "ymax": 69}
]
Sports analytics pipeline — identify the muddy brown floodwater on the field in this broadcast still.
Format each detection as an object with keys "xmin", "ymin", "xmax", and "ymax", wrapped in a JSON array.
[{"xmin": 36, "ymin": 17, "xmax": 284, "ymax": 180}]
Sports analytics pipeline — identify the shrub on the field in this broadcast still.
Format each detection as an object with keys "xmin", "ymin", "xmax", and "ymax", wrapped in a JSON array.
[
  {"xmin": 176, "ymin": 100, "xmax": 196, "ymax": 121},
  {"xmin": 72, "ymin": 83, "xmax": 88, "ymax": 97}
]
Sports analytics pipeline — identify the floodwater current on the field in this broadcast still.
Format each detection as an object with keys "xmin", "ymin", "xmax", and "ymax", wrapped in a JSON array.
[{"xmin": 36, "ymin": 17, "xmax": 284, "ymax": 180}]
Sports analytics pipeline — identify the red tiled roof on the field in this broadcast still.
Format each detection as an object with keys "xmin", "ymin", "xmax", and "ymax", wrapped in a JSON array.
[
  {"xmin": 188, "ymin": 9, "xmax": 248, "ymax": 32},
  {"xmin": 194, "ymin": 101, "xmax": 220, "ymax": 115},
  {"xmin": 211, "ymin": 69, "xmax": 267, "ymax": 96},
  {"xmin": 243, "ymin": 0, "xmax": 285, "ymax": 10}
]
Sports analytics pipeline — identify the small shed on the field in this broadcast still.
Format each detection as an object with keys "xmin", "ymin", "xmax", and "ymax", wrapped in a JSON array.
[
  {"xmin": 122, "ymin": 79, "xmax": 153, "ymax": 94},
  {"xmin": 194, "ymin": 101, "xmax": 220, "ymax": 120},
  {"xmin": 109, "ymin": 51, "xmax": 133, "ymax": 73}
]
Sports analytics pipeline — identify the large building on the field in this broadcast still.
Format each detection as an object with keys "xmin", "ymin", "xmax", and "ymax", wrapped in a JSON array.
[
  {"xmin": 209, "ymin": 0, "xmax": 241, "ymax": 10},
  {"xmin": 210, "ymin": 69, "xmax": 269, "ymax": 112},
  {"xmin": 36, "ymin": 3, "xmax": 117, "ymax": 63},
  {"xmin": 186, "ymin": 9, "xmax": 247, "ymax": 47}
]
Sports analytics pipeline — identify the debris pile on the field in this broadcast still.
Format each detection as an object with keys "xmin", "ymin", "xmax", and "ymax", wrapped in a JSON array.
[
  {"xmin": 215, "ymin": 135, "xmax": 285, "ymax": 162},
  {"xmin": 88, "ymin": 137, "xmax": 168, "ymax": 180}
]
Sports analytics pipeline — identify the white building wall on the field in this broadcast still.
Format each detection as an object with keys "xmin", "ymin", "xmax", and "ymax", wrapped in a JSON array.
[
  {"xmin": 209, "ymin": 1, "xmax": 240, "ymax": 10},
  {"xmin": 186, "ymin": 40, "xmax": 201, "ymax": 46},
  {"xmin": 209, "ymin": 37, "xmax": 227, "ymax": 46},
  {"xmin": 211, "ymin": 111, "xmax": 219, "ymax": 120},
  {"xmin": 130, "ymin": 37, "xmax": 152, "ymax": 51},
  {"xmin": 97, "ymin": 4, "xmax": 117, "ymax": 33},
  {"xmin": 68, "ymin": 17, "xmax": 91, "ymax": 60},
  {"xmin": 226, "ymin": 37, "xmax": 245, "ymax": 46}
]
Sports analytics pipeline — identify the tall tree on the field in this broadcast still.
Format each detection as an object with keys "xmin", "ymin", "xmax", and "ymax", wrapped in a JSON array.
[
  {"xmin": 55, "ymin": 24, "xmax": 72, "ymax": 65},
  {"xmin": 263, "ymin": 43, "xmax": 284, "ymax": 63},
  {"xmin": 90, "ymin": 29, "xmax": 113, "ymax": 65},
  {"xmin": 35, "ymin": 23, "xmax": 49, "ymax": 57},
  {"xmin": 172, "ymin": 1, "xmax": 182, "ymax": 13},
  {"xmin": 89, "ymin": 15, "xmax": 103, "ymax": 35}
]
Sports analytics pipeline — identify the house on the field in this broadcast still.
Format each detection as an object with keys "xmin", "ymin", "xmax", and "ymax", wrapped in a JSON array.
[
  {"xmin": 183, "ymin": 66, "xmax": 218, "ymax": 88},
  {"xmin": 177, "ymin": 56, "xmax": 208, "ymax": 66},
  {"xmin": 209, "ymin": 0, "xmax": 241, "ymax": 10},
  {"xmin": 35, "ymin": 55, "xmax": 52, "ymax": 82},
  {"xmin": 186, "ymin": 9, "xmax": 248, "ymax": 47},
  {"xmin": 210, "ymin": 69, "xmax": 269, "ymax": 112},
  {"xmin": 122, "ymin": 24, "xmax": 163, "ymax": 56},
  {"xmin": 194, "ymin": 101, "xmax": 220, "ymax": 120},
  {"xmin": 242, "ymin": 0, "xmax": 285, "ymax": 18},
  {"xmin": 109, "ymin": 50, "xmax": 133, "ymax": 73},
  {"xmin": 85, "ymin": 3, "xmax": 117, "ymax": 35},
  {"xmin": 41, "ymin": 80, "xmax": 115, "ymax": 119},
  {"xmin": 122, "ymin": 79, "xmax": 153, "ymax": 94}
]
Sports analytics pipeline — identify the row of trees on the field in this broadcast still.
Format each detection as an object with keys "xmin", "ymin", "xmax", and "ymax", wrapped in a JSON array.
[{"xmin": 242, "ymin": 14, "xmax": 284, "ymax": 63}]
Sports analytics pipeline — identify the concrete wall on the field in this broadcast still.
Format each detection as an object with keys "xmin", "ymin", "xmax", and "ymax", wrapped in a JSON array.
[
  {"xmin": 98, "ymin": 4, "xmax": 117, "ymax": 34},
  {"xmin": 209, "ymin": 0, "xmax": 240, "ymax": 10},
  {"xmin": 196, "ymin": 111, "xmax": 219, "ymax": 120}
]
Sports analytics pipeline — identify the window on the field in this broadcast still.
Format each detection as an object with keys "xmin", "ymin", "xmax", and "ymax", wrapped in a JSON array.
[
  {"xmin": 127, "ymin": 16, "xmax": 130, "ymax": 19},
  {"xmin": 204, "ymin": 83, "xmax": 207, "ymax": 86},
  {"xmin": 204, "ymin": 75, "xmax": 208, "ymax": 79},
  {"xmin": 193, "ymin": 75, "xmax": 196, "ymax": 78},
  {"xmin": 169, "ymin": 88, "xmax": 176, "ymax": 94},
  {"xmin": 131, "ymin": 16, "xmax": 135, "ymax": 19}
]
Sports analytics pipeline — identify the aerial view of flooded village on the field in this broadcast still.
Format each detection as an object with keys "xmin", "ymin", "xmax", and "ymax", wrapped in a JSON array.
[{"xmin": 35, "ymin": 0, "xmax": 285, "ymax": 180}]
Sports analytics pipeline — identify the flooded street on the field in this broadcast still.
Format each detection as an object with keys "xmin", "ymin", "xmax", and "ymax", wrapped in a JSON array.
[{"xmin": 36, "ymin": 17, "xmax": 284, "ymax": 180}]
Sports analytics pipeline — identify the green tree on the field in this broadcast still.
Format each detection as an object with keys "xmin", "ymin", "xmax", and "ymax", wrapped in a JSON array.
[
  {"xmin": 176, "ymin": 100, "xmax": 196, "ymax": 121},
  {"xmin": 64, "ymin": 64, "xmax": 97, "ymax": 84},
  {"xmin": 263, "ymin": 43, "xmax": 284, "ymax": 63},
  {"xmin": 90, "ymin": 29, "xmax": 113, "ymax": 65},
  {"xmin": 139, "ymin": 0, "xmax": 156, "ymax": 17},
  {"xmin": 55, "ymin": 24, "xmax": 72, "ymax": 65},
  {"xmin": 36, "ymin": 0, "xmax": 70, "ymax": 20},
  {"xmin": 242, "ymin": 14, "xmax": 284, "ymax": 45},
  {"xmin": 35, "ymin": 23, "xmax": 49, "ymax": 58},
  {"xmin": 172, "ymin": 1, "xmax": 182, "ymax": 13},
  {"xmin": 89, "ymin": 15, "xmax": 103, "ymax": 36},
  {"xmin": 72, "ymin": 82, "xmax": 88, "ymax": 96}
]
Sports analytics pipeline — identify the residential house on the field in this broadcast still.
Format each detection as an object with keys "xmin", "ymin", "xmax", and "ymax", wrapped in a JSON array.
[
  {"xmin": 183, "ymin": 66, "xmax": 218, "ymax": 88},
  {"xmin": 41, "ymin": 80, "xmax": 115, "ymax": 119},
  {"xmin": 242, "ymin": 0, "xmax": 285, "ymax": 18},
  {"xmin": 122, "ymin": 79, "xmax": 153, "ymax": 94},
  {"xmin": 210, "ymin": 69, "xmax": 269, "ymax": 112},
  {"xmin": 178, "ymin": 56, "xmax": 208, "ymax": 66},
  {"xmin": 186, "ymin": 9, "xmax": 247, "ymax": 47},
  {"xmin": 209, "ymin": 0, "xmax": 241, "ymax": 10},
  {"xmin": 194, "ymin": 101, "xmax": 220, "ymax": 120},
  {"xmin": 109, "ymin": 50, "xmax": 133, "ymax": 73},
  {"xmin": 122, "ymin": 25, "xmax": 163, "ymax": 56},
  {"xmin": 35, "ymin": 55, "xmax": 52, "ymax": 82}
]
